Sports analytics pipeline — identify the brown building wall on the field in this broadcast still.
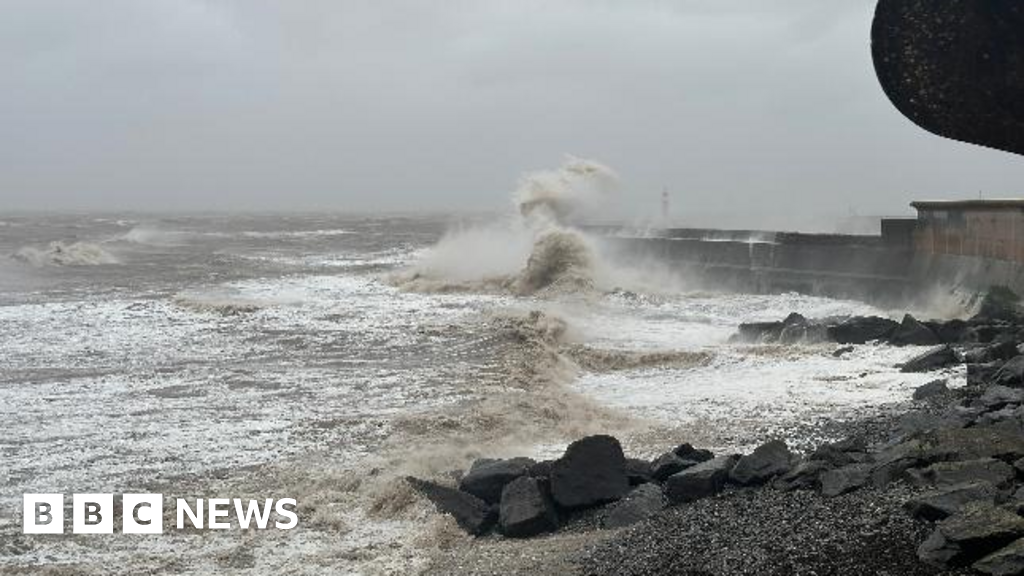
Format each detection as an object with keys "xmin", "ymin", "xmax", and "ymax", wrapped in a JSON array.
[{"xmin": 913, "ymin": 207, "xmax": 1024, "ymax": 262}]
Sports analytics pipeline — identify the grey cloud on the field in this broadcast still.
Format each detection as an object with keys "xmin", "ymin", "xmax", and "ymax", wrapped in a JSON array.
[{"xmin": 2, "ymin": 0, "xmax": 1023, "ymax": 228}]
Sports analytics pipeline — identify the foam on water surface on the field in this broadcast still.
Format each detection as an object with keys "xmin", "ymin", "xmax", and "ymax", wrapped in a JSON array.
[{"xmin": 0, "ymin": 208, "xmax": 966, "ymax": 574}]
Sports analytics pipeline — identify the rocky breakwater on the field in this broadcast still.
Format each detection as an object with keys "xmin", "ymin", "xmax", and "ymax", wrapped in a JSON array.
[
  {"xmin": 406, "ymin": 435, "xmax": 656, "ymax": 539},
  {"xmin": 409, "ymin": 288, "xmax": 1024, "ymax": 575},
  {"xmin": 727, "ymin": 288, "xmax": 1024, "ymax": 574}
]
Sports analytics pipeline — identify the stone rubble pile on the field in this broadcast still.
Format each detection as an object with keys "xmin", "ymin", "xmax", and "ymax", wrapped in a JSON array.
[{"xmin": 408, "ymin": 288, "xmax": 1024, "ymax": 575}]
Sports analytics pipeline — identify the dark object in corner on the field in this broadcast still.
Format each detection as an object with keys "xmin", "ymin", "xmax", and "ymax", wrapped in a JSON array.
[{"xmin": 872, "ymin": 0, "xmax": 1024, "ymax": 156}]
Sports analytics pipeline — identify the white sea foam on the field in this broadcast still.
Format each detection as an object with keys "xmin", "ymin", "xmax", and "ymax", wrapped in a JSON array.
[
  {"xmin": 0, "ymin": 210, "xmax": 967, "ymax": 575},
  {"xmin": 12, "ymin": 241, "xmax": 119, "ymax": 266},
  {"xmin": 119, "ymin": 225, "xmax": 357, "ymax": 246},
  {"xmin": 237, "ymin": 229, "xmax": 356, "ymax": 239}
]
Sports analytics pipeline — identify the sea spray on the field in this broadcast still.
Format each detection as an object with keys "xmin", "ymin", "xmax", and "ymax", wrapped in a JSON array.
[
  {"xmin": 394, "ymin": 157, "xmax": 621, "ymax": 296},
  {"xmin": 515, "ymin": 156, "xmax": 619, "ymax": 225},
  {"xmin": 118, "ymin": 225, "xmax": 191, "ymax": 246},
  {"xmin": 13, "ymin": 241, "xmax": 119, "ymax": 266}
]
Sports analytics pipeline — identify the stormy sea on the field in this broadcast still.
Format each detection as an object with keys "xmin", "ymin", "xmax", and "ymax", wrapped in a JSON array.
[{"xmin": 0, "ymin": 160, "xmax": 962, "ymax": 574}]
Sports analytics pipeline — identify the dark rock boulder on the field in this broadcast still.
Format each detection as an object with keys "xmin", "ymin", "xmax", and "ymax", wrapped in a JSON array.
[
  {"xmin": 918, "ymin": 503, "xmax": 1024, "ymax": 568},
  {"xmin": 980, "ymin": 385, "xmax": 1024, "ymax": 410},
  {"xmin": 894, "ymin": 410, "xmax": 968, "ymax": 441},
  {"xmin": 832, "ymin": 345, "xmax": 855, "ymax": 358},
  {"xmin": 890, "ymin": 314, "xmax": 940, "ymax": 346},
  {"xmin": 900, "ymin": 345, "xmax": 958, "ymax": 373},
  {"xmin": 550, "ymin": 435, "xmax": 629, "ymax": 509},
  {"xmin": 974, "ymin": 538, "xmax": 1024, "ymax": 576},
  {"xmin": 1011, "ymin": 488, "xmax": 1024, "ymax": 516},
  {"xmin": 827, "ymin": 316, "xmax": 899, "ymax": 345},
  {"xmin": 776, "ymin": 314, "xmax": 827, "ymax": 344},
  {"xmin": 907, "ymin": 458, "xmax": 1017, "ymax": 490},
  {"xmin": 735, "ymin": 321, "xmax": 783, "ymax": 343},
  {"xmin": 459, "ymin": 457, "xmax": 535, "ymax": 504},
  {"xmin": 602, "ymin": 483, "xmax": 665, "ymax": 529},
  {"xmin": 965, "ymin": 324, "xmax": 1007, "ymax": 345},
  {"xmin": 912, "ymin": 379, "xmax": 949, "ymax": 401},
  {"xmin": 665, "ymin": 455, "xmax": 739, "ymax": 504},
  {"xmin": 994, "ymin": 355, "xmax": 1024, "ymax": 387},
  {"xmin": 498, "ymin": 476, "xmax": 558, "ymax": 538},
  {"xmin": 905, "ymin": 482, "xmax": 1002, "ymax": 522},
  {"xmin": 649, "ymin": 452, "xmax": 695, "ymax": 482},
  {"xmin": 625, "ymin": 458, "xmax": 653, "ymax": 486},
  {"xmin": 648, "ymin": 444, "xmax": 713, "ymax": 483},
  {"xmin": 865, "ymin": 438, "xmax": 932, "ymax": 488},
  {"xmin": 808, "ymin": 437, "xmax": 868, "ymax": 467},
  {"xmin": 673, "ymin": 443, "xmax": 714, "ymax": 463},
  {"xmin": 783, "ymin": 312, "xmax": 807, "ymax": 325},
  {"xmin": 870, "ymin": 457, "xmax": 921, "ymax": 488},
  {"xmin": 918, "ymin": 528, "xmax": 961, "ymax": 568},
  {"xmin": 933, "ymin": 319, "xmax": 970, "ymax": 344},
  {"xmin": 806, "ymin": 444, "xmax": 864, "ymax": 467},
  {"xmin": 820, "ymin": 463, "xmax": 873, "ymax": 497},
  {"xmin": 778, "ymin": 313, "xmax": 809, "ymax": 343},
  {"xmin": 966, "ymin": 341, "xmax": 1021, "ymax": 364},
  {"xmin": 528, "ymin": 459, "xmax": 554, "ymax": 479},
  {"xmin": 774, "ymin": 460, "xmax": 831, "ymax": 492},
  {"xmin": 976, "ymin": 405, "xmax": 1024, "ymax": 428},
  {"xmin": 406, "ymin": 476, "xmax": 497, "ymax": 536},
  {"xmin": 922, "ymin": 426, "xmax": 1024, "ymax": 463},
  {"xmin": 728, "ymin": 440, "xmax": 796, "ymax": 486},
  {"xmin": 971, "ymin": 362, "xmax": 1006, "ymax": 386}
]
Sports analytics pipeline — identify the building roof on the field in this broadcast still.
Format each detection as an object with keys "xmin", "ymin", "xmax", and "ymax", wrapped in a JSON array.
[{"xmin": 911, "ymin": 199, "xmax": 1024, "ymax": 211}]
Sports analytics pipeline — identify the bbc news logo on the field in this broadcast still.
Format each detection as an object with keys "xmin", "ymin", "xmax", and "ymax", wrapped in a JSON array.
[{"xmin": 23, "ymin": 494, "xmax": 298, "ymax": 534}]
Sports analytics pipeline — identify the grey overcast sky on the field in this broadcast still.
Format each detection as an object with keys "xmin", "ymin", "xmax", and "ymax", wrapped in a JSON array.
[{"xmin": 3, "ymin": 1, "xmax": 1024, "ymax": 226}]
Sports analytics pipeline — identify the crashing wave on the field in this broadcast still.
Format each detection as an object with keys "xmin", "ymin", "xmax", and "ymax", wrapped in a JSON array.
[
  {"xmin": 394, "ymin": 157, "xmax": 620, "ymax": 298},
  {"xmin": 565, "ymin": 345, "xmax": 713, "ymax": 372},
  {"xmin": 391, "ymin": 228, "xmax": 599, "ymax": 297},
  {"xmin": 512, "ymin": 229, "xmax": 596, "ymax": 296},
  {"xmin": 13, "ymin": 242, "xmax": 119, "ymax": 266}
]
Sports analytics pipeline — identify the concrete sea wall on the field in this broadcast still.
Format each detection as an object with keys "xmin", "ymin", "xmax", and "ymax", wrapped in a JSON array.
[{"xmin": 599, "ymin": 227, "xmax": 1024, "ymax": 307}]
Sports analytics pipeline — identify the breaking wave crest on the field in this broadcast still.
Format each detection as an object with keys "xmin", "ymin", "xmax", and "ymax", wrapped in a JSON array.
[
  {"xmin": 393, "ymin": 157, "xmax": 620, "ymax": 298},
  {"xmin": 13, "ymin": 242, "xmax": 119, "ymax": 266},
  {"xmin": 565, "ymin": 345, "xmax": 714, "ymax": 372},
  {"xmin": 513, "ymin": 229, "xmax": 596, "ymax": 296},
  {"xmin": 120, "ymin": 225, "xmax": 357, "ymax": 246},
  {"xmin": 355, "ymin": 308, "xmax": 634, "ymax": 509}
]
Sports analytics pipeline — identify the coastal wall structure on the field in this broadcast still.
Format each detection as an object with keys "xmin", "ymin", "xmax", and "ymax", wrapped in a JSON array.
[{"xmin": 598, "ymin": 214, "xmax": 1024, "ymax": 307}]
